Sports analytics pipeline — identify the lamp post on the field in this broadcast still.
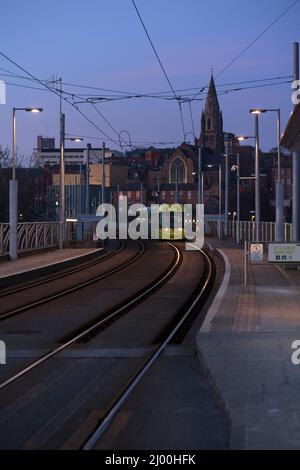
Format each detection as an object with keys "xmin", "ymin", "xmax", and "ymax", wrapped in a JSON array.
[
  {"xmin": 231, "ymin": 155, "xmax": 240, "ymax": 244},
  {"xmin": 249, "ymin": 110, "xmax": 262, "ymax": 241},
  {"xmin": 10, "ymin": 107, "xmax": 43, "ymax": 260},
  {"xmin": 249, "ymin": 108, "xmax": 283, "ymax": 241},
  {"xmin": 224, "ymin": 141, "xmax": 230, "ymax": 237},
  {"xmin": 59, "ymin": 125, "xmax": 83, "ymax": 250},
  {"xmin": 237, "ymin": 135, "xmax": 257, "ymax": 242}
]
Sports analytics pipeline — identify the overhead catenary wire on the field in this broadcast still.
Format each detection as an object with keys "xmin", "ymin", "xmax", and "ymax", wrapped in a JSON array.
[
  {"xmin": 192, "ymin": 0, "xmax": 299, "ymax": 100},
  {"xmin": 131, "ymin": 0, "xmax": 186, "ymax": 140},
  {"xmin": 0, "ymin": 50, "xmax": 121, "ymax": 147},
  {"xmin": 216, "ymin": 0, "xmax": 299, "ymax": 80},
  {"xmin": 0, "ymin": 68, "xmax": 292, "ymax": 99}
]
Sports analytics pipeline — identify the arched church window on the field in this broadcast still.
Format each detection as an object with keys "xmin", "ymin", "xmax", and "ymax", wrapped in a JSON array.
[
  {"xmin": 207, "ymin": 118, "xmax": 211, "ymax": 130},
  {"xmin": 170, "ymin": 158, "xmax": 186, "ymax": 183}
]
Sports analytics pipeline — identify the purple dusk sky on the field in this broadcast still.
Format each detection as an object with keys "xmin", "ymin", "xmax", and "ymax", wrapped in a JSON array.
[{"xmin": 0, "ymin": 0, "xmax": 299, "ymax": 157}]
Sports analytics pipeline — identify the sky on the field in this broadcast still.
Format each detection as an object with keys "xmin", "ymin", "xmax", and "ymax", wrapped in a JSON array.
[{"xmin": 0, "ymin": 0, "xmax": 299, "ymax": 158}]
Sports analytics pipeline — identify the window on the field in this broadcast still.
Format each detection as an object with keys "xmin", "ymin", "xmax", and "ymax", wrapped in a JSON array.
[
  {"xmin": 207, "ymin": 118, "xmax": 211, "ymax": 130},
  {"xmin": 170, "ymin": 158, "xmax": 186, "ymax": 183},
  {"xmin": 127, "ymin": 191, "xmax": 132, "ymax": 198},
  {"xmin": 188, "ymin": 191, "xmax": 192, "ymax": 199}
]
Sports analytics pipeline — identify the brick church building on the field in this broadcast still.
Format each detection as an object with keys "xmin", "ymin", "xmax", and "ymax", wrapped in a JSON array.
[{"xmin": 145, "ymin": 74, "xmax": 226, "ymax": 214}]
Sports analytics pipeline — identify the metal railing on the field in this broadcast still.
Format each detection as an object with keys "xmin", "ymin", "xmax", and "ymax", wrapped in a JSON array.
[
  {"xmin": 0, "ymin": 222, "xmax": 60, "ymax": 256},
  {"xmin": 206, "ymin": 220, "xmax": 293, "ymax": 243}
]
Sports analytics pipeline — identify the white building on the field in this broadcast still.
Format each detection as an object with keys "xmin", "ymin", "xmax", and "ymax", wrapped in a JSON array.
[{"xmin": 35, "ymin": 136, "xmax": 119, "ymax": 167}]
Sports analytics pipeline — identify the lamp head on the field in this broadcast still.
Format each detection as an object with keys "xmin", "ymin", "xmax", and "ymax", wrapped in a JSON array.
[
  {"xmin": 249, "ymin": 109, "xmax": 266, "ymax": 115},
  {"xmin": 25, "ymin": 107, "xmax": 43, "ymax": 113}
]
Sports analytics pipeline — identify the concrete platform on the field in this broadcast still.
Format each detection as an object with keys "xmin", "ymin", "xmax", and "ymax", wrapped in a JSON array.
[
  {"xmin": 197, "ymin": 239, "xmax": 300, "ymax": 450},
  {"xmin": 0, "ymin": 245, "xmax": 103, "ymax": 289}
]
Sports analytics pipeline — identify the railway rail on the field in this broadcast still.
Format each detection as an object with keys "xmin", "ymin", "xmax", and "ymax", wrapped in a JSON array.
[{"xmin": 0, "ymin": 240, "xmax": 145, "ymax": 321}]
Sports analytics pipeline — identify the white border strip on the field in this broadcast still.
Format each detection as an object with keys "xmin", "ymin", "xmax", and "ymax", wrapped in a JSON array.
[{"xmin": 200, "ymin": 248, "xmax": 231, "ymax": 333}]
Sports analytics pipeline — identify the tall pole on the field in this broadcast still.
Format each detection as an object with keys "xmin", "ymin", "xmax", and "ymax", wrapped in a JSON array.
[
  {"xmin": 254, "ymin": 114, "xmax": 261, "ymax": 241},
  {"xmin": 218, "ymin": 164, "xmax": 222, "ymax": 239},
  {"xmin": 85, "ymin": 143, "xmax": 91, "ymax": 213},
  {"xmin": 12, "ymin": 108, "xmax": 16, "ymax": 181},
  {"xmin": 237, "ymin": 153, "xmax": 240, "ymax": 244},
  {"xmin": 275, "ymin": 109, "xmax": 284, "ymax": 241},
  {"xmin": 157, "ymin": 177, "xmax": 160, "ymax": 206},
  {"xmin": 59, "ymin": 112, "xmax": 65, "ymax": 250},
  {"xmin": 293, "ymin": 42, "xmax": 300, "ymax": 242},
  {"xmin": 198, "ymin": 145, "xmax": 202, "ymax": 205},
  {"xmin": 9, "ymin": 107, "xmax": 18, "ymax": 260},
  {"xmin": 102, "ymin": 141, "xmax": 105, "ymax": 205},
  {"xmin": 224, "ymin": 141, "xmax": 229, "ymax": 236}
]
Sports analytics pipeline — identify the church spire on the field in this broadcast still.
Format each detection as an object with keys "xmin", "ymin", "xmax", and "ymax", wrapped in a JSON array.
[
  {"xmin": 199, "ymin": 73, "xmax": 224, "ymax": 156},
  {"xmin": 204, "ymin": 74, "xmax": 219, "ymax": 113}
]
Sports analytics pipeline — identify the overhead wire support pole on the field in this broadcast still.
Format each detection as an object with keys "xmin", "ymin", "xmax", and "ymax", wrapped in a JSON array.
[
  {"xmin": 59, "ymin": 112, "xmax": 65, "ymax": 250},
  {"xmin": 293, "ymin": 41, "xmax": 300, "ymax": 242},
  {"xmin": 85, "ymin": 143, "xmax": 91, "ymax": 214},
  {"xmin": 102, "ymin": 142, "xmax": 106, "ymax": 205}
]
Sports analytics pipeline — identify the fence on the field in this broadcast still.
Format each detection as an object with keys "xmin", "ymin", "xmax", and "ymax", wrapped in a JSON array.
[
  {"xmin": 206, "ymin": 220, "xmax": 293, "ymax": 243},
  {"xmin": 0, "ymin": 222, "xmax": 60, "ymax": 256}
]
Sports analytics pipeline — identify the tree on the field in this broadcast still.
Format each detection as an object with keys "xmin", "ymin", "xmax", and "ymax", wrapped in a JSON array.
[{"xmin": 0, "ymin": 147, "xmax": 12, "ymax": 168}]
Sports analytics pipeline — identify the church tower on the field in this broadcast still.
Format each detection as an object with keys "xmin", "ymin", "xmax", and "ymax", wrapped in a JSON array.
[{"xmin": 199, "ymin": 74, "xmax": 224, "ymax": 155}]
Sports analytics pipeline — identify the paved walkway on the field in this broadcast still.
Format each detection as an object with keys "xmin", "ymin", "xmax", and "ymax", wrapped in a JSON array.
[
  {"xmin": 197, "ymin": 240, "xmax": 300, "ymax": 449},
  {"xmin": 0, "ymin": 247, "xmax": 102, "ymax": 280}
]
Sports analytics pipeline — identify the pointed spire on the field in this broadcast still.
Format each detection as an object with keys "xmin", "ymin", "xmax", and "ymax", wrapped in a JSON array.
[{"xmin": 207, "ymin": 73, "xmax": 218, "ymax": 102}]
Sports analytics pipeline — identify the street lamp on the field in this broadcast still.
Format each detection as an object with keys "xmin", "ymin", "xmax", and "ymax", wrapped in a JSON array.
[
  {"xmin": 237, "ymin": 134, "xmax": 257, "ymax": 242},
  {"xmin": 10, "ymin": 107, "xmax": 43, "ymax": 260},
  {"xmin": 250, "ymin": 108, "xmax": 283, "ymax": 241},
  {"xmin": 249, "ymin": 109, "xmax": 262, "ymax": 241},
  {"xmin": 224, "ymin": 141, "xmax": 230, "ymax": 237}
]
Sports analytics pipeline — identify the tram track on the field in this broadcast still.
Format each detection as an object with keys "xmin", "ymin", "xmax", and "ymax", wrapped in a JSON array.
[
  {"xmin": 0, "ymin": 240, "xmax": 145, "ymax": 321},
  {"xmin": 82, "ymin": 246, "xmax": 214, "ymax": 450},
  {"xmin": 0, "ymin": 241, "xmax": 181, "ymax": 392}
]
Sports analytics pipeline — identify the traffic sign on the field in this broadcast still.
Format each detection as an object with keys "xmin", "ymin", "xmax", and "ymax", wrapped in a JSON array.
[{"xmin": 250, "ymin": 243, "xmax": 264, "ymax": 261}]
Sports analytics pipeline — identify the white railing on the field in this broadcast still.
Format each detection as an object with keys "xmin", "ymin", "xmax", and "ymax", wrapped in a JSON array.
[
  {"xmin": 0, "ymin": 222, "xmax": 60, "ymax": 256},
  {"xmin": 206, "ymin": 220, "xmax": 293, "ymax": 243}
]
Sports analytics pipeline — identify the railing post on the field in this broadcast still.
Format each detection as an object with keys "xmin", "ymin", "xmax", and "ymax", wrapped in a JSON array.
[
  {"xmin": 25, "ymin": 224, "xmax": 28, "ymax": 251},
  {"xmin": 43, "ymin": 223, "xmax": 47, "ymax": 247},
  {"xmin": 35, "ymin": 224, "xmax": 38, "ymax": 249},
  {"xmin": 0, "ymin": 225, "xmax": 3, "ymax": 256}
]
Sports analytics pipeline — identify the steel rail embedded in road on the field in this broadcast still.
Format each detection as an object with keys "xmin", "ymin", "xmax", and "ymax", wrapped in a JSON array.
[
  {"xmin": 0, "ymin": 241, "xmax": 181, "ymax": 392},
  {"xmin": 82, "ymin": 245, "xmax": 213, "ymax": 450},
  {"xmin": 0, "ymin": 240, "xmax": 145, "ymax": 321}
]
